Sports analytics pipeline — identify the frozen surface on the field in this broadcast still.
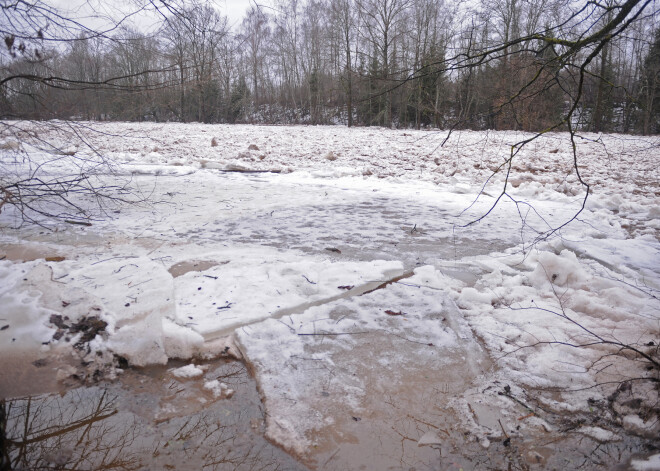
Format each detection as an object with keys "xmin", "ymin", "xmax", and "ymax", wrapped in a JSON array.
[
  {"xmin": 1, "ymin": 122, "xmax": 658, "ymax": 467},
  {"xmin": 631, "ymin": 454, "xmax": 660, "ymax": 471},
  {"xmin": 169, "ymin": 364, "xmax": 205, "ymax": 378},
  {"xmin": 235, "ymin": 265, "xmax": 491, "ymax": 462}
]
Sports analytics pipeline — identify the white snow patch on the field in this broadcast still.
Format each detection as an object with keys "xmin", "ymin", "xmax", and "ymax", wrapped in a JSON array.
[
  {"xmin": 576, "ymin": 426, "xmax": 621, "ymax": 443},
  {"xmin": 203, "ymin": 380, "xmax": 234, "ymax": 399},
  {"xmin": 623, "ymin": 414, "xmax": 660, "ymax": 438},
  {"xmin": 162, "ymin": 318, "xmax": 205, "ymax": 360},
  {"xmin": 170, "ymin": 364, "xmax": 204, "ymax": 378},
  {"xmin": 0, "ymin": 261, "xmax": 57, "ymax": 350},
  {"xmin": 631, "ymin": 454, "xmax": 660, "ymax": 471}
]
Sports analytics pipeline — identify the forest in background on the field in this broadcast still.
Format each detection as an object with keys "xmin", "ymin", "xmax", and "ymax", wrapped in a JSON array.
[{"xmin": 1, "ymin": 0, "xmax": 659, "ymax": 134}]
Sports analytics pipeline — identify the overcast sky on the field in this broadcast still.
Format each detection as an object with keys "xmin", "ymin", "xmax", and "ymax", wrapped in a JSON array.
[
  {"xmin": 46, "ymin": 0, "xmax": 273, "ymax": 33},
  {"xmin": 216, "ymin": 0, "xmax": 255, "ymax": 28}
]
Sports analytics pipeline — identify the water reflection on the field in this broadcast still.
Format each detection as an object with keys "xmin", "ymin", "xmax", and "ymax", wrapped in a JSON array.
[
  {"xmin": 0, "ymin": 361, "xmax": 308, "ymax": 471},
  {"xmin": 2, "ymin": 357, "xmax": 654, "ymax": 471},
  {"xmin": 3, "ymin": 389, "xmax": 139, "ymax": 470}
]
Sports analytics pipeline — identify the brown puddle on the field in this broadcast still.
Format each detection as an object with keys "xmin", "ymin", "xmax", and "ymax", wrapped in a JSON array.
[
  {"xmin": 1, "ymin": 359, "xmax": 309, "ymax": 471},
  {"xmin": 1, "ymin": 348, "xmax": 657, "ymax": 471},
  {"xmin": 0, "ymin": 349, "xmax": 67, "ymax": 398},
  {"xmin": 168, "ymin": 259, "xmax": 227, "ymax": 278},
  {"xmin": 0, "ymin": 243, "xmax": 65, "ymax": 262}
]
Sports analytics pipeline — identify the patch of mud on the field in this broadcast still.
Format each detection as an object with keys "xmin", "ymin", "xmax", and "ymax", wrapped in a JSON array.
[
  {"xmin": 0, "ymin": 243, "xmax": 65, "ymax": 262},
  {"xmin": 1, "ymin": 233, "xmax": 168, "ymax": 256},
  {"xmin": 50, "ymin": 314, "xmax": 108, "ymax": 345},
  {"xmin": 0, "ymin": 349, "xmax": 66, "ymax": 398},
  {"xmin": 0, "ymin": 327, "xmax": 120, "ymax": 400},
  {"xmin": 168, "ymin": 259, "xmax": 226, "ymax": 278},
  {"xmin": 1, "ymin": 359, "xmax": 309, "ymax": 471}
]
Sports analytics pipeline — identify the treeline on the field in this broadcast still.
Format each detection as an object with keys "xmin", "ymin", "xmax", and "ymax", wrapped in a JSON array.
[{"xmin": 1, "ymin": 0, "xmax": 659, "ymax": 134}]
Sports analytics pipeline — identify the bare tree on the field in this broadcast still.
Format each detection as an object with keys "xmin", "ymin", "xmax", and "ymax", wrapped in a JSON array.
[
  {"xmin": 357, "ymin": 0, "xmax": 412, "ymax": 126},
  {"xmin": 375, "ymin": 0, "xmax": 657, "ymax": 237},
  {"xmin": 3, "ymin": 0, "xmax": 657, "ymax": 132},
  {"xmin": 0, "ymin": 1, "xmax": 175, "ymax": 225},
  {"xmin": 301, "ymin": 0, "xmax": 326, "ymax": 123},
  {"xmin": 270, "ymin": 0, "xmax": 304, "ymax": 120},
  {"xmin": 331, "ymin": 0, "xmax": 358, "ymax": 126},
  {"xmin": 239, "ymin": 5, "xmax": 271, "ymax": 113}
]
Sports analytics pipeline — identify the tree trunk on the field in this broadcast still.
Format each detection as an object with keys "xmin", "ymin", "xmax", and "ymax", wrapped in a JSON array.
[{"xmin": 592, "ymin": 41, "xmax": 610, "ymax": 133}]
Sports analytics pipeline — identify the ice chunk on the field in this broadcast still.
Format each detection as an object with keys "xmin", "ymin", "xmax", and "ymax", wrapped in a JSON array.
[
  {"xmin": 170, "ymin": 364, "xmax": 204, "ymax": 378},
  {"xmin": 418, "ymin": 430, "xmax": 442, "ymax": 447},
  {"xmin": 0, "ymin": 262, "xmax": 57, "ymax": 350},
  {"xmin": 457, "ymin": 287, "xmax": 494, "ymax": 309},
  {"xmin": 204, "ymin": 380, "xmax": 234, "ymax": 399},
  {"xmin": 576, "ymin": 426, "xmax": 620, "ymax": 443},
  {"xmin": 631, "ymin": 454, "xmax": 660, "ymax": 471},
  {"xmin": 529, "ymin": 250, "xmax": 590, "ymax": 288},
  {"xmin": 623, "ymin": 414, "xmax": 660, "ymax": 438},
  {"xmin": 106, "ymin": 317, "xmax": 168, "ymax": 367},
  {"xmin": 162, "ymin": 318, "xmax": 204, "ymax": 359}
]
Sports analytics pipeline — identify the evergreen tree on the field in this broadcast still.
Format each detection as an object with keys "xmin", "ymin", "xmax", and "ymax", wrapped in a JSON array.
[
  {"xmin": 228, "ymin": 77, "xmax": 250, "ymax": 123},
  {"xmin": 640, "ymin": 28, "xmax": 660, "ymax": 134}
]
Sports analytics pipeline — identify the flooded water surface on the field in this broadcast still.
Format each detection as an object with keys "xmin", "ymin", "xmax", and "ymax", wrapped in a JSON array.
[
  {"xmin": 1, "ymin": 173, "xmax": 658, "ymax": 471},
  {"xmin": 2, "ymin": 358, "xmax": 657, "ymax": 471},
  {"xmin": 1, "ymin": 360, "xmax": 308, "ymax": 471}
]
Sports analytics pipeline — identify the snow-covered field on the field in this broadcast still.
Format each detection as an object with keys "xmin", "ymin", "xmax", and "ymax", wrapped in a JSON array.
[{"xmin": 1, "ymin": 122, "xmax": 658, "ymax": 468}]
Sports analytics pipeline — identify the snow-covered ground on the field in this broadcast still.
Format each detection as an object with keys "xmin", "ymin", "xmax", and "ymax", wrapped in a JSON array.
[{"xmin": 1, "ymin": 122, "xmax": 658, "ymax": 468}]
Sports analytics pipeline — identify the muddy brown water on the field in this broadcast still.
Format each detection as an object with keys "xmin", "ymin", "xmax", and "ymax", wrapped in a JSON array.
[
  {"xmin": 1, "ymin": 359, "xmax": 309, "ymax": 471},
  {"xmin": 2, "ymin": 357, "xmax": 657, "ymax": 471},
  {"xmin": 168, "ymin": 259, "xmax": 227, "ymax": 278},
  {"xmin": 1, "ymin": 246, "xmax": 657, "ymax": 470}
]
